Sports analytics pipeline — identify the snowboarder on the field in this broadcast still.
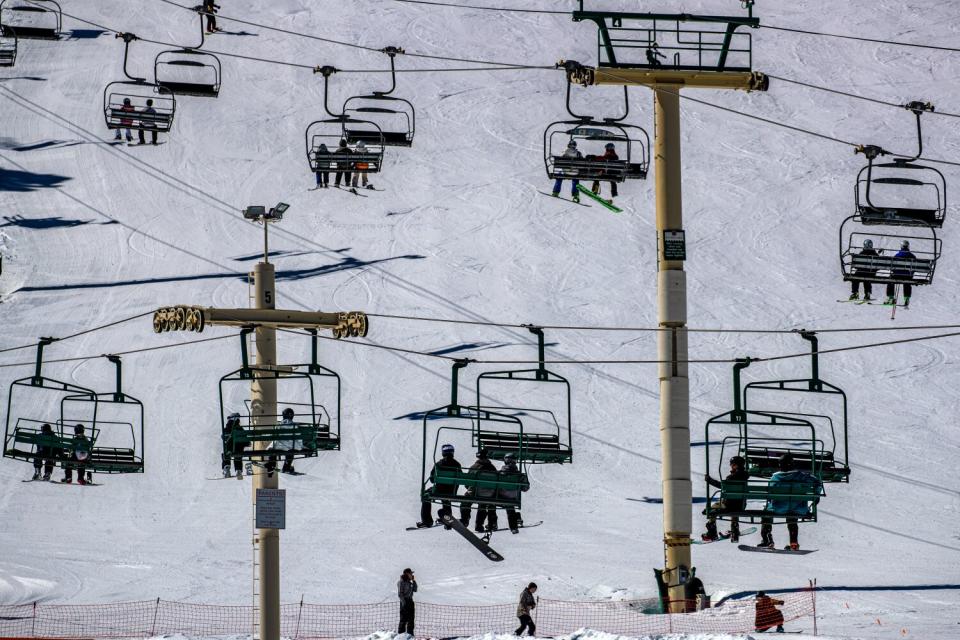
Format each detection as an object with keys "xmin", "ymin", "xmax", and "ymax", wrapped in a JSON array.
[
  {"xmin": 351, "ymin": 139, "xmax": 373, "ymax": 189},
  {"xmin": 138, "ymin": 99, "xmax": 159, "ymax": 145},
  {"xmin": 885, "ymin": 240, "xmax": 917, "ymax": 306},
  {"xmin": 499, "ymin": 451, "xmax": 529, "ymax": 533},
  {"xmin": 684, "ymin": 567, "xmax": 707, "ymax": 612},
  {"xmin": 590, "ymin": 142, "xmax": 619, "ymax": 203},
  {"xmin": 202, "ymin": 0, "xmax": 221, "ymax": 33},
  {"xmin": 460, "ymin": 449, "xmax": 498, "ymax": 533},
  {"xmin": 334, "ymin": 139, "xmax": 352, "ymax": 188},
  {"xmin": 397, "ymin": 568, "xmax": 417, "ymax": 635},
  {"xmin": 221, "ymin": 412, "xmax": 247, "ymax": 479},
  {"xmin": 703, "ymin": 455, "xmax": 749, "ymax": 542},
  {"xmin": 313, "ymin": 143, "xmax": 331, "ymax": 188},
  {"xmin": 758, "ymin": 453, "xmax": 822, "ymax": 550},
  {"xmin": 417, "ymin": 443, "xmax": 462, "ymax": 528},
  {"xmin": 849, "ymin": 238, "xmax": 879, "ymax": 300},
  {"xmin": 551, "ymin": 139, "xmax": 582, "ymax": 202},
  {"xmin": 515, "ymin": 582, "xmax": 538, "ymax": 636},
  {"xmin": 31, "ymin": 423, "xmax": 58, "ymax": 481},
  {"xmin": 645, "ymin": 42, "xmax": 666, "ymax": 68},
  {"xmin": 754, "ymin": 591, "xmax": 785, "ymax": 633},
  {"xmin": 114, "ymin": 97, "xmax": 134, "ymax": 142},
  {"xmin": 265, "ymin": 407, "xmax": 299, "ymax": 474},
  {"xmin": 62, "ymin": 423, "xmax": 92, "ymax": 485}
]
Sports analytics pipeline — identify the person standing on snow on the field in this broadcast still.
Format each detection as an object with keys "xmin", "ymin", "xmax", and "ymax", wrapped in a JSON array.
[
  {"xmin": 849, "ymin": 238, "xmax": 879, "ymax": 301},
  {"xmin": 885, "ymin": 240, "xmax": 917, "ymax": 306},
  {"xmin": 754, "ymin": 591, "xmax": 785, "ymax": 633},
  {"xmin": 397, "ymin": 568, "xmax": 417, "ymax": 635},
  {"xmin": 417, "ymin": 443, "xmax": 462, "ymax": 528},
  {"xmin": 515, "ymin": 583, "xmax": 538, "ymax": 636},
  {"xmin": 551, "ymin": 139, "xmax": 582, "ymax": 202},
  {"xmin": 203, "ymin": 0, "xmax": 221, "ymax": 33},
  {"xmin": 591, "ymin": 142, "xmax": 619, "ymax": 203},
  {"xmin": 702, "ymin": 455, "xmax": 749, "ymax": 542}
]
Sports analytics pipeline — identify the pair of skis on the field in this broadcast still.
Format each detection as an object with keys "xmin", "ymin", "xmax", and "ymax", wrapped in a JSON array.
[{"xmin": 539, "ymin": 186, "xmax": 624, "ymax": 213}]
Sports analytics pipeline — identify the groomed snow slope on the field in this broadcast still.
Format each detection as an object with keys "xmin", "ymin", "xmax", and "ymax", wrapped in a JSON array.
[{"xmin": 1, "ymin": 0, "xmax": 959, "ymax": 638}]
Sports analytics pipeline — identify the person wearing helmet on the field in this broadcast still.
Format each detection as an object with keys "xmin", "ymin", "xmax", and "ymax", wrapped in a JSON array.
[
  {"xmin": 848, "ymin": 238, "xmax": 879, "ymax": 301},
  {"xmin": 334, "ymin": 139, "xmax": 353, "ymax": 188},
  {"xmin": 30, "ymin": 423, "xmax": 58, "ymax": 481},
  {"xmin": 886, "ymin": 239, "xmax": 917, "ymax": 306},
  {"xmin": 274, "ymin": 407, "xmax": 300, "ymax": 475},
  {"xmin": 551, "ymin": 139, "xmax": 583, "ymax": 203},
  {"xmin": 499, "ymin": 451, "xmax": 530, "ymax": 533},
  {"xmin": 63, "ymin": 424, "xmax": 92, "ymax": 485},
  {"xmin": 460, "ymin": 449, "xmax": 499, "ymax": 533},
  {"xmin": 138, "ymin": 98, "xmax": 160, "ymax": 146},
  {"xmin": 114, "ymin": 97, "xmax": 135, "ymax": 142},
  {"xmin": 590, "ymin": 142, "xmax": 620, "ymax": 203},
  {"xmin": 313, "ymin": 143, "xmax": 331, "ymax": 189},
  {"xmin": 221, "ymin": 412, "xmax": 248, "ymax": 479},
  {"xmin": 758, "ymin": 453, "xmax": 822, "ymax": 550},
  {"xmin": 417, "ymin": 443, "xmax": 463, "ymax": 528},
  {"xmin": 351, "ymin": 139, "xmax": 373, "ymax": 190},
  {"xmin": 702, "ymin": 454, "xmax": 749, "ymax": 542}
]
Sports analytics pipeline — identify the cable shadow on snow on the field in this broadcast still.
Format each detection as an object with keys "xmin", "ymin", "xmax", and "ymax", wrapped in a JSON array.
[
  {"xmin": 0, "ymin": 167, "xmax": 71, "ymax": 192},
  {"xmin": 715, "ymin": 583, "xmax": 960, "ymax": 606}
]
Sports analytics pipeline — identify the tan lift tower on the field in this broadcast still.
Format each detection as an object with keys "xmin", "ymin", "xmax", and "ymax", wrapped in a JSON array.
[
  {"xmin": 565, "ymin": 2, "xmax": 769, "ymax": 612},
  {"xmin": 152, "ymin": 203, "xmax": 368, "ymax": 640}
]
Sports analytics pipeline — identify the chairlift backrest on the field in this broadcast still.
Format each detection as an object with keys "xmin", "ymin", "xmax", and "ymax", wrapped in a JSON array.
[
  {"xmin": 855, "ymin": 159, "xmax": 946, "ymax": 228},
  {"xmin": 0, "ymin": 0, "xmax": 61, "ymax": 39},
  {"xmin": 154, "ymin": 49, "xmax": 221, "ymax": 97}
]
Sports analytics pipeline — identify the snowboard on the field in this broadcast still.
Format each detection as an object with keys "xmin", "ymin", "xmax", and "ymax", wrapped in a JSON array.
[
  {"xmin": 334, "ymin": 185, "xmax": 369, "ymax": 197},
  {"xmin": 738, "ymin": 544, "xmax": 817, "ymax": 555},
  {"xmin": 248, "ymin": 461, "xmax": 306, "ymax": 476},
  {"xmin": 441, "ymin": 514, "xmax": 504, "ymax": 562},
  {"xmin": 406, "ymin": 522, "xmax": 446, "ymax": 531},
  {"xmin": 127, "ymin": 141, "xmax": 167, "ymax": 147},
  {"xmin": 488, "ymin": 520, "xmax": 544, "ymax": 533},
  {"xmin": 40, "ymin": 478, "xmax": 102, "ymax": 486},
  {"xmin": 538, "ymin": 190, "xmax": 591, "ymax": 207},
  {"xmin": 576, "ymin": 184, "xmax": 622, "ymax": 213},
  {"xmin": 692, "ymin": 526, "xmax": 757, "ymax": 544}
]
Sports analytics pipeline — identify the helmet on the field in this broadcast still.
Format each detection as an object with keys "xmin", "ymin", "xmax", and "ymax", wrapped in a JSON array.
[
  {"xmin": 440, "ymin": 443, "xmax": 455, "ymax": 455},
  {"xmin": 778, "ymin": 453, "xmax": 794, "ymax": 471},
  {"xmin": 74, "ymin": 424, "xmax": 85, "ymax": 434},
  {"xmin": 41, "ymin": 423, "xmax": 53, "ymax": 433},
  {"xmin": 282, "ymin": 408, "xmax": 294, "ymax": 419},
  {"xmin": 504, "ymin": 452, "xmax": 518, "ymax": 463},
  {"xmin": 228, "ymin": 412, "xmax": 240, "ymax": 419},
  {"xmin": 604, "ymin": 142, "xmax": 615, "ymax": 150},
  {"xmin": 356, "ymin": 140, "xmax": 366, "ymax": 149},
  {"xmin": 339, "ymin": 139, "xmax": 347, "ymax": 147},
  {"xmin": 476, "ymin": 449, "xmax": 488, "ymax": 459},
  {"xmin": 730, "ymin": 455, "xmax": 745, "ymax": 467},
  {"xmin": 863, "ymin": 239, "xmax": 873, "ymax": 249},
  {"xmin": 123, "ymin": 98, "xmax": 131, "ymax": 105},
  {"xmin": 567, "ymin": 140, "xmax": 577, "ymax": 149},
  {"xmin": 901, "ymin": 240, "xmax": 910, "ymax": 250},
  {"xmin": 146, "ymin": 99, "xmax": 153, "ymax": 106}
]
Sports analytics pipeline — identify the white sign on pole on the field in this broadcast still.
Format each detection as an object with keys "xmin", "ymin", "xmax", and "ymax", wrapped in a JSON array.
[{"xmin": 256, "ymin": 488, "xmax": 286, "ymax": 529}]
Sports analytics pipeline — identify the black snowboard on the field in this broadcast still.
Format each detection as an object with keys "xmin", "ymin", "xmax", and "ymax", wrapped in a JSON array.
[
  {"xmin": 442, "ymin": 514, "xmax": 504, "ymax": 562},
  {"xmin": 738, "ymin": 544, "xmax": 817, "ymax": 555},
  {"xmin": 488, "ymin": 520, "xmax": 544, "ymax": 533}
]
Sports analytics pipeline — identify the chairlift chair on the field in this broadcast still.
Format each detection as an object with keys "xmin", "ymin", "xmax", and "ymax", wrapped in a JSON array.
[
  {"xmin": 219, "ymin": 330, "xmax": 341, "ymax": 465},
  {"xmin": 473, "ymin": 327, "xmax": 572, "ymax": 464},
  {"xmin": 840, "ymin": 216, "xmax": 940, "ymax": 287},
  {"xmin": 104, "ymin": 34, "xmax": 176, "ymax": 135},
  {"xmin": 342, "ymin": 46, "xmax": 415, "ymax": 147},
  {"xmin": 0, "ymin": 26, "xmax": 16, "ymax": 66},
  {"xmin": 153, "ymin": 11, "xmax": 221, "ymax": 97},
  {"xmin": 0, "ymin": 0, "xmax": 60, "ymax": 40},
  {"xmin": 420, "ymin": 361, "xmax": 531, "ymax": 511},
  {"xmin": 855, "ymin": 150, "xmax": 946, "ymax": 228}
]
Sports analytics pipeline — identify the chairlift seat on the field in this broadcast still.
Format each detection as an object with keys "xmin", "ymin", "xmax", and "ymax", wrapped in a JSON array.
[
  {"xmin": 3, "ymin": 426, "xmax": 70, "ymax": 463},
  {"xmin": 0, "ymin": 29, "xmax": 15, "ymax": 66},
  {"xmin": 310, "ymin": 151, "xmax": 382, "ymax": 173},
  {"xmin": 106, "ymin": 108, "xmax": 173, "ymax": 132},
  {"xmin": 744, "ymin": 445, "xmax": 850, "ymax": 482},
  {"xmin": 476, "ymin": 430, "xmax": 572, "ymax": 464},
  {"xmin": 857, "ymin": 205, "xmax": 938, "ymax": 226},
  {"xmin": 423, "ymin": 467, "xmax": 530, "ymax": 507},
  {"xmin": 344, "ymin": 128, "xmax": 410, "ymax": 146},
  {"xmin": 87, "ymin": 447, "xmax": 142, "ymax": 473},
  {"xmin": 847, "ymin": 254, "xmax": 934, "ymax": 284},
  {"xmin": 550, "ymin": 156, "xmax": 646, "ymax": 181},
  {"xmin": 1, "ymin": 1, "xmax": 61, "ymax": 40},
  {"xmin": 707, "ymin": 479, "xmax": 824, "ymax": 523},
  {"xmin": 155, "ymin": 80, "xmax": 218, "ymax": 98},
  {"xmin": 225, "ymin": 423, "xmax": 326, "ymax": 458}
]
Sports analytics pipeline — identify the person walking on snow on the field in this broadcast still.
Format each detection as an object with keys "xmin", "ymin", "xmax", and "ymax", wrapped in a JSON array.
[
  {"xmin": 114, "ymin": 97, "xmax": 134, "ymax": 142},
  {"xmin": 702, "ymin": 455, "xmax": 749, "ymax": 542},
  {"xmin": 758, "ymin": 453, "xmax": 822, "ymax": 550},
  {"xmin": 460, "ymin": 449, "xmax": 498, "ymax": 533},
  {"xmin": 499, "ymin": 451, "xmax": 529, "ymax": 533},
  {"xmin": 591, "ymin": 142, "xmax": 619, "ymax": 202},
  {"xmin": 885, "ymin": 240, "xmax": 917, "ymax": 306},
  {"xmin": 754, "ymin": 591, "xmax": 785, "ymax": 633},
  {"xmin": 31, "ymin": 423, "xmax": 58, "ymax": 481},
  {"xmin": 203, "ymin": 0, "xmax": 221, "ymax": 33},
  {"xmin": 351, "ymin": 139, "xmax": 373, "ymax": 189},
  {"xmin": 551, "ymin": 140, "xmax": 582, "ymax": 202},
  {"xmin": 417, "ymin": 443, "xmax": 462, "ymax": 528},
  {"xmin": 515, "ymin": 582, "xmax": 538, "ymax": 636},
  {"xmin": 849, "ymin": 238, "xmax": 879, "ymax": 301},
  {"xmin": 397, "ymin": 568, "xmax": 417, "ymax": 635}
]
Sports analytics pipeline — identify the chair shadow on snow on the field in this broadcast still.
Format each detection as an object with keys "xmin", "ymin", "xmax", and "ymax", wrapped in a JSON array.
[
  {"xmin": 66, "ymin": 29, "xmax": 107, "ymax": 40},
  {"xmin": 0, "ymin": 215, "xmax": 111, "ymax": 229},
  {"xmin": 0, "ymin": 167, "xmax": 70, "ymax": 192}
]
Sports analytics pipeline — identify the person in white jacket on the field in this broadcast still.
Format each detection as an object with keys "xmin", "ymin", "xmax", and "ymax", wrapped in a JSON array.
[{"xmin": 552, "ymin": 140, "xmax": 583, "ymax": 202}]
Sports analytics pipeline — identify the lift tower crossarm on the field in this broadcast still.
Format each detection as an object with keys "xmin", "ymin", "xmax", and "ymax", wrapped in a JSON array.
[
  {"xmin": 561, "ymin": 62, "xmax": 768, "ymax": 91},
  {"xmin": 152, "ymin": 306, "xmax": 369, "ymax": 338}
]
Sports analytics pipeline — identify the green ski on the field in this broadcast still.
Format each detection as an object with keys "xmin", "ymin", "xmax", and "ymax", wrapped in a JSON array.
[{"xmin": 576, "ymin": 184, "xmax": 622, "ymax": 213}]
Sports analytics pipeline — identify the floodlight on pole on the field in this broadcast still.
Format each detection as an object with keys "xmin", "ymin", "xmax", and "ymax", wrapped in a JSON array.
[{"xmin": 243, "ymin": 203, "xmax": 289, "ymax": 263}]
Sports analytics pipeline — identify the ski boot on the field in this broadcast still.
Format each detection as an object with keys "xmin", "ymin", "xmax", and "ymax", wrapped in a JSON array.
[
  {"xmin": 236, "ymin": 467, "xmax": 243, "ymax": 480},
  {"xmin": 757, "ymin": 533, "xmax": 775, "ymax": 548},
  {"xmin": 415, "ymin": 521, "xmax": 433, "ymax": 529},
  {"xmin": 864, "ymin": 294, "xmax": 873, "ymax": 301},
  {"xmin": 281, "ymin": 463, "xmax": 294, "ymax": 474},
  {"xmin": 62, "ymin": 476, "xmax": 72, "ymax": 484},
  {"xmin": 903, "ymin": 296, "xmax": 910, "ymax": 307},
  {"xmin": 572, "ymin": 193, "xmax": 580, "ymax": 203},
  {"xmin": 785, "ymin": 542, "xmax": 800, "ymax": 551},
  {"xmin": 42, "ymin": 473, "xmax": 51, "ymax": 481},
  {"xmin": 78, "ymin": 477, "xmax": 87, "ymax": 486},
  {"xmin": 31, "ymin": 470, "xmax": 41, "ymax": 481},
  {"xmin": 884, "ymin": 296, "xmax": 895, "ymax": 305},
  {"xmin": 365, "ymin": 184, "xmax": 374, "ymax": 190},
  {"xmin": 222, "ymin": 465, "xmax": 231, "ymax": 479},
  {"xmin": 551, "ymin": 191, "xmax": 559, "ymax": 197},
  {"xmin": 701, "ymin": 520, "xmax": 719, "ymax": 542},
  {"xmin": 848, "ymin": 292, "xmax": 859, "ymax": 301}
]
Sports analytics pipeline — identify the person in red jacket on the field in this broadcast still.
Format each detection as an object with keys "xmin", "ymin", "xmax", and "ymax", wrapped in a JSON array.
[
  {"xmin": 754, "ymin": 591, "xmax": 785, "ymax": 632},
  {"xmin": 591, "ymin": 142, "xmax": 620, "ymax": 202},
  {"xmin": 114, "ymin": 98, "xmax": 134, "ymax": 142}
]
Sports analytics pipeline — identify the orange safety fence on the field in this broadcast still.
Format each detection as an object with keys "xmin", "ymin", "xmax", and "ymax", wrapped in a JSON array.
[{"xmin": 0, "ymin": 588, "xmax": 816, "ymax": 638}]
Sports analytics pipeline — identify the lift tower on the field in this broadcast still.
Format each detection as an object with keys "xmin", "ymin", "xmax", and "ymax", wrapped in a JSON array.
[
  {"xmin": 152, "ymin": 204, "xmax": 368, "ymax": 640},
  {"xmin": 565, "ymin": 1, "xmax": 768, "ymax": 612}
]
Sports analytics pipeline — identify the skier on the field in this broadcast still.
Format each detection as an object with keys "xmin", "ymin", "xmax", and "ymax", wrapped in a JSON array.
[
  {"xmin": 645, "ymin": 42, "xmax": 666, "ymax": 67},
  {"xmin": 351, "ymin": 139, "xmax": 372, "ymax": 189},
  {"xmin": 702, "ymin": 455, "xmax": 749, "ymax": 542},
  {"xmin": 551, "ymin": 139, "xmax": 582, "ymax": 202},
  {"xmin": 499, "ymin": 451, "xmax": 530, "ymax": 533},
  {"xmin": 758, "ymin": 453, "xmax": 822, "ymax": 550},
  {"xmin": 460, "ymin": 448, "xmax": 498, "ymax": 533},
  {"xmin": 515, "ymin": 582, "xmax": 538, "ymax": 637},
  {"xmin": 114, "ymin": 97, "xmax": 134, "ymax": 143},
  {"xmin": 754, "ymin": 591, "xmax": 785, "ymax": 633},
  {"xmin": 138, "ymin": 99, "xmax": 159, "ymax": 145},
  {"xmin": 848, "ymin": 238, "xmax": 878, "ymax": 301},
  {"xmin": 273, "ymin": 407, "xmax": 299, "ymax": 474},
  {"xmin": 221, "ymin": 412, "xmax": 247, "ymax": 479},
  {"xmin": 313, "ymin": 143, "xmax": 331, "ymax": 188},
  {"xmin": 885, "ymin": 240, "xmax": 916, "ymax": 306},
  {"xmin": 333, "ymin": 139, "xmax": 352, "ymax": 188},
  {"xmin": 62, "ymin": 424, "xmax": 92, "ymax": 485},
  {"xmin": 202, "ymin": 0, "xmax": 221, "ymax": 33},
  {"xmin": 417, "ymin": 443, "xmax": 462, "ymax": 528},
  {"xmin": 684, "ymin": 567, "xmax": 707, "ymax": 612},
  {"xmin": 31, "ymin": 423, "xmax": 58, "ymax": 481},
  {"xmin": 590, "ymin": 142, "xmax": 619, "ymax": 203},
  {"xmin": 397, "ymin": 568, "xmax": 417, "ymax": 635}
]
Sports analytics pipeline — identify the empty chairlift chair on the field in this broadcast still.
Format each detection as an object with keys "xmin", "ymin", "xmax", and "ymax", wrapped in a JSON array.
[
  {"xmin": 153, "ymin": 10, "xmax": 221, "ymax": 98},
  {"xmin": 342, "ymin": 47, "xmax": 415, "ymax": 147},
  {"xmin": 0, "ymin": 0, "xmax": 60, "ymax": 40},
  {"xmin": 0, "ymin": 26, "xmax": 16, "ymax": 66}
]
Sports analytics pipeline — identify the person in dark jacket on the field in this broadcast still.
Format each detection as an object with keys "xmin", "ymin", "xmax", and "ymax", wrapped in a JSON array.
[
  {"xmin": 590, "ymin": 142, "xmax": 620, "ymax": 202},
  {"xmin": 138, "ymin": 99, "xmax": 159, "ymax": 145},
  {"xmin": 221, "ymin": 412, "xmax": 247, "ymax": 479},
  {"xmin": 313, "ymin": 143, "xmax": 331, "ymax": 188},
  {"xmin": 397, "ymin": 568, "xmax": 417, "ymax": 635},
  {"xmin": 31, "ymin": 423, "xmax": 58, "ymax": 481},
  {"xmin": 499, "ymin": 452, "xmax": 530, "ymax": 533},
  {"xmin": 758, "ymin": 454, "xmax": 822, "ymax": 550},
  {"xmin": 202, "ymin": 0, "xmax": 220, "ymax": 33},
  {"xmin": 515, "ymin": 582, "xmax": 538, "ymax": 636},
  {"xmin": 460, "ymin": 449, "xmax": 498, "ymax": 533},
  {"xmin": 849, "ymin": 238, "xmax": 879, "ymax": 300},
  {"xmin": 702, "ymin": 455, "xmax": 749, "ymax": 541},
  {"xmin": 334, "ymin": 139, "xmax": 353, "ymax": 187},
  {"xmin": 754, "ymin": 591, "xmax": 785, "ymax": 632},
  {"xmin": 684, "ymin": 567, "xmax": 706, "ymax": 612},
  {"xmin": 62, "ymin": 424, "xmax": 92, "ymax": 485},
  {"xmin": 418, "ymin": 444, "xmax": 462, "ymax": 527},
  {"xmin": 885, "ymin": 240, "xmax": 917, "ymax": 306}
]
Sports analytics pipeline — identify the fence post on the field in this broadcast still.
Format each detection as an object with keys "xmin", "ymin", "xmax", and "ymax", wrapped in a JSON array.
[
  {"xmin": 151, "ymin": 597, "xmax": 160, "ymax": 636},
  {"xmin": 31, "ymin": 601, "xmax": 36, "ymax": 637},
  {"xmin": 809, "ymin": 579, "xmax": 818, "ymax": 636},
  {"xmin": 294, "ymin": 595, "xmax": 304, "ymax": 640}
]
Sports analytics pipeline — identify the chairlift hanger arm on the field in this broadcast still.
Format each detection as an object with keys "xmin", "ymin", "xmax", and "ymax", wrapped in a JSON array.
[
  {"xmin": 313, "ymin": 65, "xmax": 347, "ymax": 118},
  {"xmin": 898, "ymin": 100, "xmax": 935, "ymax": 162},
  {"xmin": 562, "ymin": 72, "xmax": 629, "ymax": 121},
  {"xmin": 374, "ymin": 45, "xmax": 405, "ymax": 96},
  {"xmin": 152, "ymin": 305, "xmax": 369, "ymax": 338},
  {"xmin": 115, "ymin": 32, "xmax": 145, "ymax": 83}
]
